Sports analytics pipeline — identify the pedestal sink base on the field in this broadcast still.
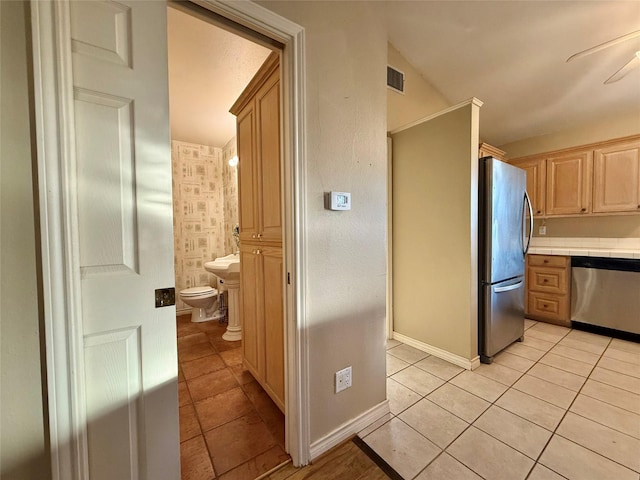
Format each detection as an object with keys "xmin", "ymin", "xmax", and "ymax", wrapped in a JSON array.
[{"xmin": 221, "ymin": 279, "xmax": 241, "ymax": 342}]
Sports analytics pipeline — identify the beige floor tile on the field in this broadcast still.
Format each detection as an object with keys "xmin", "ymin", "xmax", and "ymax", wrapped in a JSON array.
[
  {"xmin": 512, "ymin": 374, "xmax": 577, "ymax": 409},
  {"xmin": 447, "ymin": 427, "xmax": 534, "ymax": 480},
  {"xmin": 387, "ymin": 344, "xmax": 429, "ymax": 364},
  {"xmin": 580, "ymin": 379, "xmax": 640, "ymax": 414},
  {"xmin": 474, "ymin": 362, "xmax": 523, "ymax": 386},
  {"xmin": 598, "ymin": 356, "xmax": 640, "ymax": 379},
  {"xmin": 527, "ymin": 363, "xmax": 586, "ymax": 392},
  {"xmin": 359, "ymin": 412, "xmax": 393, "ymax": 438},
  {"xmin": 556, "ymin": 412, "xmax": 640, "ymax": 472},
  {"xmin": 364, "ymin": 418, "xmax": 440, "ymax": 480},
  {"xmin": 414, "ymin": 356, "xmax": 464, "ymax": 381},
  {"xmin": 603, "ymin": 346, "xmax": 640, "ymax": 366},
  {"xmin": 570, "ymin": 394, "xmax": 640, "ymax": 439},
  {"xmin": 558, "ymin": 336, "xmax": 607, "ymax": 355},
  {"xmin": 505, "ymin": 343, "xmax": 546, "ymax": 361},
  {"xmin": 530, "ymin": 322, "xmax": 570, "ymax": 337},
  {"xmin": 564, "ymin": 329, "xmax": 611, "ymax": 347},
  {"xmin": 539, "ymin": 352, "xmax": 593, "ymax": 376},
  {"xmin": 450, "ymin": 370, "xmax": 508, "ymax": 402},
  {"xmin": 415, "ymin": 453, "xmax": 482, "ymax": 480},
  {"xmin": 387, "ymin": 378, "xmax": 421, "ymax": 415},
  {"xmin": 525, "ymin": 328, "xmax": 565, "ymax": 345},
  {"xmin": 399, "ymin": 399, "xmax": 468, "ymax": 449},
  {"xmin": 391, "ymin": 366, "xmax": 445, "ymax": 396},
  {"xmin": 493, "ymin": 351, "xmax": 535, "ymax": 372},
  {"xmin": 610, "ymin": 338, "xmax": 640, "ymax": 355},
  {"xmin": 473, "ymin": 405, "xmax": 552, "ymax": 459},
  {"xmin": 496, "ymin": 389, "xmax": 565, "ymax": 431},
  {"xmin": 549, "ymin": 344, "xmax": 600, "ymax": 365},
  {"xmin": 386, "ymin": 338, "xmax": 402, "ymax": 350},
  {"xmin": 427, "ymin": 384, "xmax": 490, "ymax": 423},
  {"xmin": 590, "ymin": 366, "xmax": 640, "ymax": 394},
  {"xmin": 521, "ymin": 335, "xmax": 556, "ymax": 352},
  {"xmin": 386, "ymin": 353, "xmax": 410, "ymax": 376},
  {"xmin": 524, "ymin": 318, "xmax": 538, "ymax": 330},
  {"xmin": 527, "ymin": 463, "xmax": 565, "ymax": 480},
  {"xmin": 539, "ymin": 435, "xmax": 637, "ymax": 480}
]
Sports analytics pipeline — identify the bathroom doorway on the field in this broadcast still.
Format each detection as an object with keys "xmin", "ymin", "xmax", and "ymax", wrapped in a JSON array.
[{"xmin": 167, "ymin": 4, "xmax": 289, "ymax": 478}]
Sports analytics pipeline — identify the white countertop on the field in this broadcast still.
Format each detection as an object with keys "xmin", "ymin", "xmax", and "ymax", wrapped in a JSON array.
[{"xmin": 527, "ymin": 237, "xmax": 640, "ymax": 259}]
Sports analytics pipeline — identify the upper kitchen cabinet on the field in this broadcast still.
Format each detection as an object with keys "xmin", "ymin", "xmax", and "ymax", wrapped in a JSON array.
[
  {"xmin": 546, "ymin": 151, "xmax": 592, "ymax": 216},
  {"xmin": 479, "ymin": 142, "xmax": 506, "ymax": 161},
  {"xmin": 510, "ymin": 157, "xmax": 546, "ymax": 216},
  {"xmin": 230, "ymin": 52, "xmax": 282, "ymax": 245},
  {"xmin": 593, "ymin": 139, "xmax": 640, "ymax": 214}
]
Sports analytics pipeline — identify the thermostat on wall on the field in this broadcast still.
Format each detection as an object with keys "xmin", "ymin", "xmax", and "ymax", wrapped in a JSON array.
[{"xmin": 329, "ymin": 191, "xmax": 351, "ymax": 211}]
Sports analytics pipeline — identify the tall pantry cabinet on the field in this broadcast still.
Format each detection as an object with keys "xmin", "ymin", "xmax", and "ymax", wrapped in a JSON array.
[{"xmin": 230, "ymin": 52, "xmax": 285, "ymax": 412}]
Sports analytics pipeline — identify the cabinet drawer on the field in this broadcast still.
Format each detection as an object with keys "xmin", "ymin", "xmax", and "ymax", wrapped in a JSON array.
[
  {"xmin": 528, "ymin": 292, "xmax": 569, "ymax": 322},
  {"xmin": 527, "ymin": 255, "xmax": 569, "ymax": 268},
  {"xmin": 527, "ymin": 266, "xmax": 568, "ymax": 294}
]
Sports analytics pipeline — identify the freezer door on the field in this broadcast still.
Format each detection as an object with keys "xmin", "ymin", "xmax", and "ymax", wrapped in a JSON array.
[
  {"xmin": 481, "ymin": 277, "xmax": 525, "ymax": 361},
  {"xmin": 484, "ymin": 158, "xmax": 527, "ymax": 282}
]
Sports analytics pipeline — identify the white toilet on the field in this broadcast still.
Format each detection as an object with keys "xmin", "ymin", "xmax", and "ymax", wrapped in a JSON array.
[{"xmin": 179, "ymin": 285, "xmax": 219, "ymax": 323}]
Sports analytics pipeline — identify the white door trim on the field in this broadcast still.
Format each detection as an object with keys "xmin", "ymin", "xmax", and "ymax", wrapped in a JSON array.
[
  {"xmin": 31, "ymin": 0, "xmax": 310, "ymax": 476},
  {"xmin": 194, "ymin": 0, "xmax": 309, "ymax": 466}
]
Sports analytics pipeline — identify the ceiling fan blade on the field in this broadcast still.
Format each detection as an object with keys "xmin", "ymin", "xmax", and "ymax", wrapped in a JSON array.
[
  {"xmin": 567, "ymin": 30, "xmax": 640, "ymax": 63},
  {"xmin": 605, "ymin": 55, "xmax": 640, "ymax": 84}
]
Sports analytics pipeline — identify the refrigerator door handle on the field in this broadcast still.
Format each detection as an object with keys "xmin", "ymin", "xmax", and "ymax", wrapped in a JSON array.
[
  {"xmin": 523, "ymin": 191, "xmax": 533, "ymax": 255},
  {"xmin": 494, "ymin": 280, "xmax": 524, "ymax": 293}
]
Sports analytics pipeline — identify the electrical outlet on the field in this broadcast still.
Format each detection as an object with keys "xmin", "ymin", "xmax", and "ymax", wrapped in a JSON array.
[
  {"xmin": 539, "ymin": 225, "xmax": 547, "ymax": 235},
  {"xmin": 335, "ymin": 366, "xmax": 352, "ymax": 393}
]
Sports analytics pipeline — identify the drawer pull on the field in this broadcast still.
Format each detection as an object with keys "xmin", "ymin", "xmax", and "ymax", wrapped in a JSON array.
[
  {"xmin": 543, "ymin": 279, "xmax": 548, "ymax": 282},
  {"xmin": 543, "ymin": 260, "xmax": 549, "ymax": 264}
]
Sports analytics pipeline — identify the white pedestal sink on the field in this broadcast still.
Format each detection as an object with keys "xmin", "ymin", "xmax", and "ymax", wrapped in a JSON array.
[{"xmin": 204, "ymin": 254, "xmax": 241, "ymax": 341}]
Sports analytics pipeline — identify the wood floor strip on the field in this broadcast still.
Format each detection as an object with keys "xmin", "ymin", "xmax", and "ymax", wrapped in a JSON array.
[{"xmin": 352, "ymin": 436, "xmax": 402, "ymax": 480}]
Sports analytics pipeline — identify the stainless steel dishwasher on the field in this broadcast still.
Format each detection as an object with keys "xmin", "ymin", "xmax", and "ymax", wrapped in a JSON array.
[{"xmin": 571, "ymin": 257, "xmax": 640, "ymax": 336}]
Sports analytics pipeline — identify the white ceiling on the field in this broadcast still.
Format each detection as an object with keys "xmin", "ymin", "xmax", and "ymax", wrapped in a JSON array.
[
  {"xmin": 168, "ymin": 2, "xmax": 639, "ymax": 149},
  {"xmin": 386, "ymin": 1, "xmax": 640, "ymax": 146},
  {"xmin": 167, "ymin": 7, "xmax": 271, "ymax": 148}
]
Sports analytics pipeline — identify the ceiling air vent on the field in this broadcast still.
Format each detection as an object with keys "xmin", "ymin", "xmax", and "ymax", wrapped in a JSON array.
[{"xmin": 387, "ymin": 66, "xmax": 405, "ymax": 93}]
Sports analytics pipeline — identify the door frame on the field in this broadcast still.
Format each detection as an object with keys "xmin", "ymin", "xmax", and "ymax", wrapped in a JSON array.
[{"xmin": 30, "ymin": 1, "xmax": 309, "ymax": 478}]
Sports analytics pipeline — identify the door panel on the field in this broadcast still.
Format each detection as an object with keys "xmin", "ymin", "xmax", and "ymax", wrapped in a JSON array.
[
  {"xmin": 240, "ymin": 244, "xmax": 263, "ymax": 376},
  {"xmin": 482, "ymin": 278, "xmax": 525, "ymax": 358},
  {"xmin": 546, "ymin": 153, "xmax": 592, "ymax": 215},
  {"xmin": 69, "ymin": 1, "xmax": 178, "ymax": 477},
  {"xmin": 263, "ymin": 247, "xmax": 285, "ymax": 411},
  {"xmin": 593, "ymin": 140, "xmax": 640, "ymax": 213},
  {"xmin": 238, "ymin": 106, "xmax": 259, "ymax": 241}
]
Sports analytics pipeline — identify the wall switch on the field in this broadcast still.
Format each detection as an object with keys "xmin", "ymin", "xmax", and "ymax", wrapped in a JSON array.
[
  {"xmin": 539, "ymin": 225, "xmax": 547, "ymax": 235},
  {"xmin": 335, "ymin": 366, "xmax": 352, "ymax": 393}
]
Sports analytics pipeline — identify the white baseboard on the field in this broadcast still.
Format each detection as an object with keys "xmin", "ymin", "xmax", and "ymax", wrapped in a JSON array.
[
  {"xmin": 309, "ymin": 399, "xmax": 390, "ymax": 461},
  {"xmin": 392, "ymin": 331, "xmax": 480, "ymax": 370}
]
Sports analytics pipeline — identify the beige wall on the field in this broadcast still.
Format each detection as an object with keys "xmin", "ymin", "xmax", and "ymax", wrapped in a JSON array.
[
  {"xmin": 387, "ymin": 43, "xmax": 449, "ymax": 131},
  {"xmin": 502, "ymin": 113, "xmax": 640, "ymax": 239},
  {"xmin": 258, "ymin": 1, "xmax": 388, "ymax": 443},
  {"xmin": 0, "ymin": 2, "xmax": 51, "ymax": 479},
  {"xmin": 392, "ymin": 102, "xmax": 479, "ymax": 360}
]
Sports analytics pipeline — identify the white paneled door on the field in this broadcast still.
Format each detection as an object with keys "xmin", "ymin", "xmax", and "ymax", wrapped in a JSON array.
[{"xmin": 32, "ymin": 1, "xmax": 179, "ymax": 478}]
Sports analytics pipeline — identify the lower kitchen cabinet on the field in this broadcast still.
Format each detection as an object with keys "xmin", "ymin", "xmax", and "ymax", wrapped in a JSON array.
[
  {"xmin": 239, "ymin": 243, "xmax": 285, "ymax": 412},
  {"xmin": 525, "ymin": 254, "xmax": 571, "ymax": 326}
]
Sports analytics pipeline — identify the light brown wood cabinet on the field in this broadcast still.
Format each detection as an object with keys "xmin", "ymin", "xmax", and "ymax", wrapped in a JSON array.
[
  {"xmin": 593, "ymin": 139, "xmax": 640, "ymax": 213},
  {"xmin": 525, "ymin": 255, "xmax": 571, "ymax": 326},
  {"xmin": 510, "ymin": 135, "xmax": 640, "ymax": 219},
  {"xmin": 231, "ymin": 52, "xmax": 285, "ymax": 412},
  {"xmin": 545, "ymin": 151, "xmax": 592, "ymax": 216},
  {"xmin": 479, "ymin": 142, "xmax": 506, "ymax": 161}
]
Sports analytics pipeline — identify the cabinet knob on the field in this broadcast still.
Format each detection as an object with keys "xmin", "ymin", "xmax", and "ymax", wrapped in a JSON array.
[
  {"xmin": 536, "ymin": 210, "xmax": 541, "ymax": 214},
  {"xmin": 581, "ymin": 208, "xmax": 586, "ymax": 212},
  {"xmin": 252, "ymin": 234, "xmax": 256, "ymax": 239},
  {"xmin": 543, "ymin": 279, "xmax": 548, "ymax": 283},
  {"xmin": 637, "ymin": 205, "xmax": 640, "ymax": 209},
  {"xmin": 255, "ymin": 249, "xmax": 262, "ymax": 255},
  {"xmin": 543, "ymin": 260, "xmax": 549, "ymax": 264},
  {"xmin": 257, "ymin": 233, "xmax": 262, "ymax": 239}
]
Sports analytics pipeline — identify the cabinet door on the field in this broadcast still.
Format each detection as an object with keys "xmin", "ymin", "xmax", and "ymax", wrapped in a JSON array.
[
  {"xmin": 239, "ymin": 244, "xmax": 263, "ymax": 378},
  {"xmin": 256, "ymin": 67, "xmax": 282, "ymax": 243},
  {"xmin": 593, "ymin": 140, "xmax": 640, "ymax": 213},
  {"xmin": 513, "ymin": 158, "xmax": 546, "ymax": 216},
  {"xmin": 546, "ymin": 152, "xmax": 592, "ymax": 215},
  {"xmin": 262, "ymin": 247, "xmax": 285, "ymax": 412},
  {"xmin": 237, "ymin": 105, "xmax": 259, "ymax": 243}
]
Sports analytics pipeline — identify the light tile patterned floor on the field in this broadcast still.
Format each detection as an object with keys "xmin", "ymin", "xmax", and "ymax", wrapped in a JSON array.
[{"xmin": 360, "ymin": 320, "xmax": 640, "ymax": 480}]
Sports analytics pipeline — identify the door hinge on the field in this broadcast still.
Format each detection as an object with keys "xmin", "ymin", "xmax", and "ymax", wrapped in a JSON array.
[{"xmin": 287, "ymin": 272, "xmax": 291, "ymax": 285}]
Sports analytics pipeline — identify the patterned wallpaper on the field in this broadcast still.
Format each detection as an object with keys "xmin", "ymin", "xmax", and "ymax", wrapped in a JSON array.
[
  {"xmin": 222, "ymin": 136, "xmax": 239, "ymax": 254},
  {"xmin": 172, "ymin": 139, "xmax": 238, "ymax": 313}
]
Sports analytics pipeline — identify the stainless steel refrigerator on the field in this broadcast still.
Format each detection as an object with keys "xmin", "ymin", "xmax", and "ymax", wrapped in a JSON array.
[{"xmin": 479, "ymin": 157, "xmax": 532, "ymax": 363}]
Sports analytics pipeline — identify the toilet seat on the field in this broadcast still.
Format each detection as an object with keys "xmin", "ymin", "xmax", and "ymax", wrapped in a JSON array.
[{"xmin": 180, "ymin": 286, "xmax": 217, "ymax": 298}]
